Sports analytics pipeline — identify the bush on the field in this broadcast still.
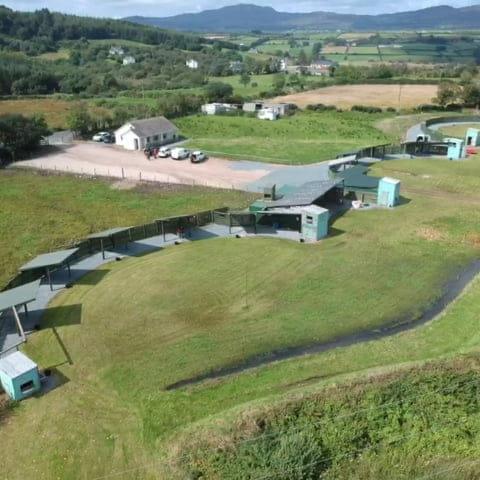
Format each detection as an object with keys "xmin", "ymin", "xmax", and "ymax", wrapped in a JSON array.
[
  {"xmin": 351, "ymin": 105, "xmax": 383, "ymax": 114},
  {"xmin": 306, "ymin": 103, "xmax": 337, "ymax": 112},
  {"xmin": 386, "ymin": 107, "xmax": 397, "ymax": 113}
]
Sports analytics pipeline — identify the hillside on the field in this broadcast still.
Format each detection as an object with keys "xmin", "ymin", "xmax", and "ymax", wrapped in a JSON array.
[{"xmin": 126, "ymin": 3, "xmax": 480, "ymax": 32}]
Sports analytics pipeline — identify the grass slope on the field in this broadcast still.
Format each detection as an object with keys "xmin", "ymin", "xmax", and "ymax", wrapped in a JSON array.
[
  {"xmin": 0, "ymin": 170, "xmax": 256, "ymax": 287},
  {"xmin": 0, "ymin": 156, "xmax": 479, "ymax": 478},
  {"xmin": 178, "ymin": 111, "xmax": 392, "ymax": 164}
]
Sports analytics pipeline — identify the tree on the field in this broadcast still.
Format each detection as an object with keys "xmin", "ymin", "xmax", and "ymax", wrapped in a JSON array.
[
  {"xmin": 462, "ymin": 83, "xmax": 480, "ymax": 109},
  {"xmin": 312, "ymin": 42, "xmax": 322, "ymax": 60},
  {"xmin": 297, "ymin": 49, "xmax": 308, "ymax": 66},
  {"xmin": 239, "ymin": 72, "xmax": 251, "ymax": 88},
  {"xmin": 272, "ymin": 74, "xmax": 286, "ymax": 93},
  {"xmin": 435, "ymin": 82, "xmax": 462, "ymax": 106},
  {"xmin": 0, "ymin": 114, "xmax": 49, "ymax": 164},
  {"xmin": 204, "ymin": 82, "xmax": 234, "ymax": 102},
  {"xmin": 67, "ymin": 103, "xmax": 93, "ymax": 137}
]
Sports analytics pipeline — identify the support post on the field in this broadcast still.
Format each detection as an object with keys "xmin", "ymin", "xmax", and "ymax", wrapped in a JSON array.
[
  {"xmin": 162, "ymin": 221, "xmax": 166, "ymax": 242},
  {"xmin": 24, "ymin": 303, "xmax": 29, "ymax": 318},
  {"xmin": 46, "ymin": 268, "xmax": 53, "ymax": 291},
  {"xmin": 67, "ymin": 261, "xmax": 71, "ymax": 278},
  {"xmin": 12, "ymin": 306, "xmax": 26, "ymax": 342},
  {"xmin": 101, "ymin": 238, "xmax": 105, "ymax": 260},
  {"xmin": 229, "ymin": 213, "xmax": 232, "ymax": 234}
]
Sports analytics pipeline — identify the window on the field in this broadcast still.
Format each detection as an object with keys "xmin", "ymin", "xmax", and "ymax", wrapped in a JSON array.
[
  {"xmin": 306, "ymin": 216, "xmax": 313, "ymax": 224},
  {"xmin": 153, "ymin": 135, "xmax": 159, "ymax": 141},
  {"xmin": 146, "ymin": 137, "xmax": 151, "ymax": 143},
  {"xmin": 20, "ymin": 380, "xmax": 35, "ymax": 393}
]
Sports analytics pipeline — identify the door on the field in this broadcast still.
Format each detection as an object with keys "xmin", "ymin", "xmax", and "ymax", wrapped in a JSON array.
[{"xmin": 134, "ymin": 138, "xmax": 139, "ymax": 150}]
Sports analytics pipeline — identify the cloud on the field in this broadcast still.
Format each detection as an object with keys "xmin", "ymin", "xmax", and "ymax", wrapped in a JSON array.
[{"xmin": 3, "ymin": 0, "xmax": 477, "ymax": 17}]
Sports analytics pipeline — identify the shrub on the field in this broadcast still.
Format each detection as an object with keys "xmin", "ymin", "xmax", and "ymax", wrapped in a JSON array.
[
  {"xmin": 351, "ymin": 105, "xmax": 383, "ymax": 113},
  {"xmin": 306, "ymin": 103, "xmax": 337, "ymax": 112}
]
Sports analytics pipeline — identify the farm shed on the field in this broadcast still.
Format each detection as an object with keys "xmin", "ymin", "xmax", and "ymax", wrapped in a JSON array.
[
  {"xmin": 301, "ymin": 205, "xmax": 330, "ymax": 242},
  {"xmin": 0, "ymin": 279, "xmax": 41, "ymax": 344},
  {"xmin": 0, "ymin": 351, "xmax": 40, "ymax": 401},
  {"xmin": 20, "ymin": 249, "xmax": 79, "ymax": 291},
  {"xmin": 243, "ymin": 102, "xmax": 264, "ymax": 113},
  {"xmin": 446, "ymin": 137, "xmax": 465, "ymax": 160},
  {"xmin": 465, "ymin": 128, "xmax": 480, "ymax": 146},
  {"xmin": 377, "ymin": 177, "xmax": 401, "ymax": 207},
  {"xmin": 115, "ymin": 117, "xmax": 179, "ymax": 151}
]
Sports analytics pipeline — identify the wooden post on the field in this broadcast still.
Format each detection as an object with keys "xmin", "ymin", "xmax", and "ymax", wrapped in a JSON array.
[
  {"xmin": 12, "ymin": 306, "xmax": 26, "ymax": 342},
  {"xmin": 46, "ymin": 268, "xmax": 53, "ymax": 291}
]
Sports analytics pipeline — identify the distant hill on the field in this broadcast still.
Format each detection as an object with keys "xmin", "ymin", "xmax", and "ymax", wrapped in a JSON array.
[{"xmin": 125, "ymin": 3, "xmax": 480, "ymax": 32}]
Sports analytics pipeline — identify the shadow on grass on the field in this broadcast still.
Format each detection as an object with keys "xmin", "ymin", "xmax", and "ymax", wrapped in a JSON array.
[{"xmin": 73, "ymin": 269, "xmax": 110, "ymax": 285}]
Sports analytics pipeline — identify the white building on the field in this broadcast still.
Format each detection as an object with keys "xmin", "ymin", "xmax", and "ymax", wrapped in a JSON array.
[
  {"xmin": 109, "ymin": 46, "xmax": 125, "ymax": 56},
  {"xmin": 201, "ymin": 103, "xmax": 237, "ymax": 115},
  {"xmin": 115, "ymin": 117, "xmax": 179, "ymax": 151},
  {"xmin": 122, "ymin": 55, "xmax": 136, "ymax": 66},
  {"xmin": 258, "ymin": 108, "xmax": 278, "ymax": 121},
  {"xmin": 186, "ymin": 59, "xmax": 199, "ymax": 69}
]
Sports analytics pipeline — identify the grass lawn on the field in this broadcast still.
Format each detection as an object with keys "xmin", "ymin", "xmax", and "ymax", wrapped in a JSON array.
[
  {"xmin": 177, "ymin": 111, "xmax": 393, "ymax": 164},
  {"xmin": 438, "ymin": 123, "xmax": 480, "ymax": 138},
  {"xmin": 1, "ymin": 155, "xmax": 479, "ymax": 478},
  {"xmin": 0, "ymin": 170, "xmax": 256, "ymax": 288}
]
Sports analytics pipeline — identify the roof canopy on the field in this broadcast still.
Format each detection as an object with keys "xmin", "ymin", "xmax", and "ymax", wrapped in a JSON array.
[
  {"xmin": 265, "ymin": 180, "xmax": 342, "ymax": 208},
  {"xmin": 338, "ymin": 165, "xmax": 380, "ymax": 190},
  {"xmin": 20, "ymin": 248, "xmax": 79, "ymax": 272},
  {"xmin": 0, "ymin": 351, "xmax": 37, "ymax": 378},
  {"xmin": 87, "ymin": 227, "xmax": 131, "ymax": 240},
  {"xmin": 0, "ymin": 279, "xmax": 41, "ymax": 312}
]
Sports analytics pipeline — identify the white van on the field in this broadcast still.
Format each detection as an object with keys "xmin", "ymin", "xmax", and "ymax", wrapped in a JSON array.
[{"xmin": 171, "ymin": 147, "xmax": 190, "ymax": 160}]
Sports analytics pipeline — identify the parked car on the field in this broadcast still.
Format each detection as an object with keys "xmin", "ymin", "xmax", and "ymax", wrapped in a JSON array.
[
  {"xmin": 171, "ymin": 147, "xmax": 190, "ymax": 160},
  {"xmin": 92, "ymin": 131, "xmax": 111, "ymax": 142},
  {"xmin": 190, "ymin": 151, "xmax": 207, "ymax": 163},
  {"xmin": 158, "ymin": 146, "xmax": 171, "ymax": 158}
]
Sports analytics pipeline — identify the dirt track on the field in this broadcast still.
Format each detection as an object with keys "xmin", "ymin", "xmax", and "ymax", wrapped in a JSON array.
[
  {"xmin": 271, "ymin": 84, "xmax": 438, "ymax": 109},
  {"xmin": 15, "ymin": 142, "xmax": 280, "ymax": 190}
]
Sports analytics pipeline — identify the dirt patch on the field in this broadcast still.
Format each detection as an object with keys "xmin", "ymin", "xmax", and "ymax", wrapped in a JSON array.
[
  {"xmin": 110, "ymin": 179, "xmax": 139, "ymax": 190},
  {"xmin": 271, "ymin": 84, "xmax": 438, "ymax": 109},
  {"xmin": 417, "ymin": 227, "xmax": 446, "ymax": 242}
]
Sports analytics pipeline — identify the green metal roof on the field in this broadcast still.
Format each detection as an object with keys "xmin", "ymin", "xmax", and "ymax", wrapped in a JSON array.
[
  {"xmin": 338, "ymin": 165, "xmax": 380, "ymax": 190},
  {"xmin": 87, "ymin": 227, "xmax": 131, "ymax": 240},
  {"xmin": 20, "ymin": 248, "xmax": 79, "ymax": 272},
  {"xmin": 0, "ymin": 279, "xmax": 41, "ymax": 312}
]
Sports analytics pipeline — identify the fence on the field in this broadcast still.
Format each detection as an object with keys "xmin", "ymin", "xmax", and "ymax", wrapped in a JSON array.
[{"xmin": 3, "ymin": 208, "xmax": 221, "ymax": 292}]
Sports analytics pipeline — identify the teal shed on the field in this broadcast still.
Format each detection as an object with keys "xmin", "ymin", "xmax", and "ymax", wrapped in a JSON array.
[
  {"xmin": 0, "ymin": 351, "xmax": 41, "ymax": 401},
  {"xmin": 377, "ymin": 177, "xmax": 401, "ymax": 207},
  {"xmin": 446, "ymin": 137, "xmax": 465, "ymax": 160},
  {"xmin": 301, "ymin": 205, "xmax": 329, "ymax": 242},
  {"xmin": 465, "ymin": 128, "xmax": 480, "ymax": 147}
]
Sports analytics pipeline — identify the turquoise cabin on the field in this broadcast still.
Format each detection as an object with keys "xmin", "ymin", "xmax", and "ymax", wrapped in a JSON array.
[
  {"xmin": 465, "ymin": 128, "xmax": 480, "ymax": 147},
  {"xmin": 377, "ymin": 177, "xmax": 401, "ymax": 207},
  {"xmin": 446, "ymin": 137, "xmax": 465, "ymax": 160},
  {"xmin": 301, "ymin": 205, "xmax": 329, "ymax": 242},
  {"xmin": 0, "ymin": 351, "xmax": 41, "ymax": 401}
]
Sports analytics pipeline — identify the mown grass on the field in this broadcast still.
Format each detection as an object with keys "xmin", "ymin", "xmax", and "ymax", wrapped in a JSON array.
[
  {"xmin": 177, "ymin": 111, "xmax": 393, "ymax": 164},
  {"xmin": 0, "ymin": 170, "xmax": 256, "ymax": 288},
  {"xmin": 439, "ymin": 123, "xmax": 480, "ymax": 138},
  {"xmin": 0, "ymin": 156, "xmax": 478, "ymax": 478}
]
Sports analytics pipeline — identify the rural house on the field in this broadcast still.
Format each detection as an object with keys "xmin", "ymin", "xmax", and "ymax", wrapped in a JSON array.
[
  {"xmin": 114, "ymin": 117, "xmax": 179, "ymax": 151},
  {"xmin": 122, "ymin": 55, "xmax": 136, "ymax": 65},
  {"xmin": 109, "ymin": 46, "xmax": 125, "ymax": 56},
  {"xmin": 186, "ymin": 59, "xmax": 199, "ymax": 69}
]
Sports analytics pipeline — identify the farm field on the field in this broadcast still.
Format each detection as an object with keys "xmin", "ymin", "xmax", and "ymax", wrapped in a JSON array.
[
  {"xmin": 1, "ymin": 155, "xmax": 480, "ymax": 478},
  {"xmin": 177, "ymin": 111, "xmax": 393, "ymax": 164},
  {"xmin": 0, "ymin": 170, "xmax": 256, "ymax": 288},
  {"xmin": 271, "ymin": 84, "xmax": 439, "ymax": 109}
]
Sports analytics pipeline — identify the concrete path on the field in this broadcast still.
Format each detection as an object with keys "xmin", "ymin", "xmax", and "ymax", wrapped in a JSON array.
[{"xmin": 0, "ymin": 224, "xmax": 300, "ymax": 355}]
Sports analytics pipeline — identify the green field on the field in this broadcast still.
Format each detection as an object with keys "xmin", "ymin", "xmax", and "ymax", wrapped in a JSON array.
[
  {"xmin": 1, "ymin": 154, "xmax": 480, "ymax": 478},
  {"xmin": 0, "ymin": 171, "xmax": 256, "ymax": 288},
  {"xmin": 177, "ymin": 111, "xmax": 393, "ymax": 164},
  {"xmin": 439, "ymin": 123, "xmax": 480, "ymax": 138}
]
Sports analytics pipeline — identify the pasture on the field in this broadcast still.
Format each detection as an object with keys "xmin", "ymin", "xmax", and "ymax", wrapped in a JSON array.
[
  {"xmin": 1, "ymin": 155, "xmax": 480, "ymax": 478},
  {"xmin": 177, "ymin": 110, "xmax": 392, "ymax": 164},
  {"xmin": 271, "ymin": 84, "xmax": 439, "ymax": 109}
]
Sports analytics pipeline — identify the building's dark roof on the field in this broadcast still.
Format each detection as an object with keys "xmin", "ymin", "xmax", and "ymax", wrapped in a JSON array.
[
  {"xmin": 87, "ymin": 227, "xmax": 131, "ymax": 240},
  {"xmin": 129, "ymin": 117, "xmax": 178, "ymax": 138},
  {"xmin": 265, "ymin": 179, "xmax": 342, "ymax": 208},
  {"xmin": 0, "ymin": 279, "xmax": 41, "ymax": 312},
  {"xmin": 20, "ymin": 248, "xmax": 79, "ymax": 272},
  {"xmin": 338, "ymin": 165, "xmax": 380, "ymax": 190}
]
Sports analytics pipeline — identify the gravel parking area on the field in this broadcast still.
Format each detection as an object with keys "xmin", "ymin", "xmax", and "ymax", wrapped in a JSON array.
[{"xmin": 15, "ymin": 142, "xmax": 281, "ymax": 191}]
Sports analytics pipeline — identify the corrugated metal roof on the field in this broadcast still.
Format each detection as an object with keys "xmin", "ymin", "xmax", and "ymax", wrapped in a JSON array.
[
  {"xmin": 0, "ymin": 279, "xmax": 41, "ymax": 312},
  {"xmin": 87, "ymin": 227, "xmax": 131, "ymax": 240},
  {"xmin": 0, "ymin": 351, "xmax": 37, "ymax": 378},
  {"xmin": 20, "ymin": 248, "xmax": 79, "ymax": 272},
  {"xmin": 129, "ymin": 117, "xmax": 178, "ymax": 138},
  {"xmin": 264, "ymin": 179, "xmax": 342, "ymax": 208}
]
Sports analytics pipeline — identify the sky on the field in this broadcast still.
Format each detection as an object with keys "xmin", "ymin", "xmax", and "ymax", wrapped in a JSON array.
[{"xmin": 3, "ymin": 0, "xmax": 477, "ymax": 18}]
